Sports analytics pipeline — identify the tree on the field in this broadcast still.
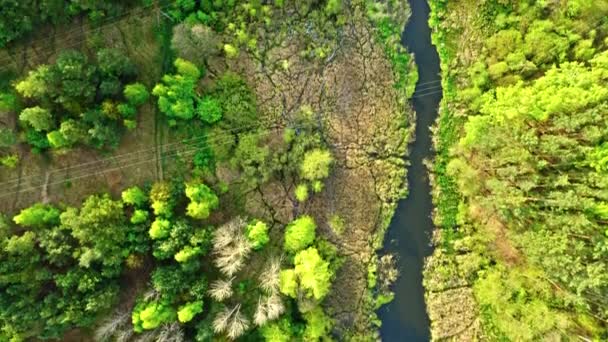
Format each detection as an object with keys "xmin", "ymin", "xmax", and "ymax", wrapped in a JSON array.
[
  {"xmin": 13, "ymin": 203, "xmax": 60, "ymax": 227},
  {"xmin": 185, "ymin": 182, "xmax": 219, "ymax": 219},
  {"xmin": 280, "ymin": 247, "xmax": 333, "ymax": 301},
  {"xmin": 303, "ymin": 307, "xmax": 333, "ymax": 339},
  {"xmin": 246, "ymin": 220, "xmax": 269, "ymax": 249},
  {"xmin": 284, "ymin": 216, "xmax": 316, "ymax": 253},
  {"xmin": 177, "ymin": 301, "xmax": 203, "ymax": 323},
  {"xmin": 132, "ymin": 300, "xmax": 176, "ymax": 332},
  {"xmin": 121, "ymin": 186, "xmax": 148, "ymax": 207},
  {"xmin": 152, "ymin": 59, "xmax": 200, "ymax": 122},
  {"xmin": 197, "ymin": 96, "xmax": 222, "ymax": 123},
  {"xmin": 209, "ymin": 278, "xmax": 234, "ymax": 301},
  {"xmin": 171, "ymin": 23, "xmax": 219, "ymax": 64},
  {"xmin": 295, "ymin": 184, "xmax": 309, "ymax": 202},
  {"xmin": 149, "ymin": 218, "xmax": 171, "ymax": 240},
  {"xmin": 60, "ymin": 193, "xmax": 128, "ymax": 268},
  {"xmin": 213, "ymin": 304, "xmax": 249, "ymax": 339},
  {"xmin": 123, "ymin": 83, "xmax": 149, "ymax": 106},
  {"xmin": 97, "ymin": 48, "xmax": 135, "ymax": 79},
  {"xmin": 300, "ymin": 149, "xmax": 333, "ymax": 181},
  {"xmin": 150, "ymin": 182, "xmax": 174, "ymax": 217},
  {"xmin": 260, "ymin": 318, "xmax": 294, "ymax": 342},
  {"xmin": 0, "ymin": 127, "xmax": 16, "ymax": 148},
  {"xmin": 19, "ymin": 106, "xmax": 54, "ymax": 131},
  {"xmin": 15, "ymin": 66, "xmax": 50, "ymax": 99}
]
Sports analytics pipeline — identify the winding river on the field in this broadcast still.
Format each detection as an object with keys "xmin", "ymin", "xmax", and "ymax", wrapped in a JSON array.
[{"xmin": 378, "ymin": 0, "xmax": 442, "ymax": 341}]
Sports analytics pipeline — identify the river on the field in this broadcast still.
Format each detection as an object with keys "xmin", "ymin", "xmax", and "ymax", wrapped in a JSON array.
[{"xmin": 378, "ymin": 0, "xmax": 442, "ymax": 341}]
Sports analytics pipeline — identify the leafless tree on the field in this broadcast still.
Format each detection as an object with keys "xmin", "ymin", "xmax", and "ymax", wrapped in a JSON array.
[
  {"xmin": 213, "ymin": 218, "xmax": 252, "ymax": 276},
  {"xmin": 209, "ymin": 277, "xmax": 235, "ymax": 301},
  {"xmin": 213, "ymin": 304, "xmax": 250, "ymax": 340},
  {"xmin": 259, "ymin": 257, "xmax": 282, "ymax": 293},
  {"xmin": 157, "ymin": 323, "xmax": 184, "ymax": 342},
  {"xmin": 94, "ymin": 309, "xmax": 131, "ymax": 342}
]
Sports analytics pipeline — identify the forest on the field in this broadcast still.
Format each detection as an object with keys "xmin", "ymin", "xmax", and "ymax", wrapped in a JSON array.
[
  {"xmin": 425, "ymin": 0, "xmax": 608, "ymax": 340},
  {"xmin": 0, "ymin": 0, "xmax": 414, "ymax": 341}
]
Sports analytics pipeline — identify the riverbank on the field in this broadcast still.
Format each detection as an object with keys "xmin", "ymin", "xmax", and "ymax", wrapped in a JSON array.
[{"xmin": 424, "ymin": 0, "xmax": 608, "ymax": 340}]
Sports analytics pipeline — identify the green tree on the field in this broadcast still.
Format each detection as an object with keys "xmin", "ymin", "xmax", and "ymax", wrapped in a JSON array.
[
  {"xmin": 123, "ymin": 83, "xmax": 149, "ymax": 106},
  {"xmin": 132, "ymin": 300, "xmax": 176, "ymax": 332},
  {"xmin": 177, "ymin": 301, "xmax": 204, "ymax": 323},
  {"xmin": 197, "ymin": 96, "xmax": 222, "ymax": 123},
  {"xmin": 284, "ymin": 215, "xmax": 316, "ymax": 253},
  {"xmin": 300, "ymin": 149, "xmax": 333, "ymax": 181},
  {"xmin": 60, "ymin": 194, "xmax": 127, "ymax": 268},
  {"xmin": 280, "ymin": 247, "xmax": 333, "ymax": 301},
  {"xmin": 19, "ymin": 106, "xmax": 54, "ymax": 131},
  {"xmin": 13, "ymin": 203, "xmax": 60, "ymax": 228},
  {"xmin": 121, "ymin": 186, "xmax": 148, "ymax": 207},
  {"xmin": 152, "ymin": 59, "xmax": 201, "ymax": 122},
  {"xmin": 185, "ymin": 182, "xmax": 219, "ymax": 219},
  {"xmin": 295, "ymin": 183, "xmax": 309, "ymax": 202},
  {"xmin": 246, "ymin": 220, "xmax": 269, "ymax": 249}
]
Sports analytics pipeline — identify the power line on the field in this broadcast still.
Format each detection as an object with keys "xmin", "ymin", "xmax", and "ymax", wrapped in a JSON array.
[
  {"xmin": 0, "ymin": 126, "xmax": 289, "ymax": 199},
  {"xmin": 0, "ymin": 1, "xmax": 175, "ymax": 68},
  {"xmin": 0, "ymin": 121, "xmax": 267, "ymax": 187}
]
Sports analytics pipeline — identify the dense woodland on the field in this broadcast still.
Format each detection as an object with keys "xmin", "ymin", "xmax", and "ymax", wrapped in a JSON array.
[
  {"xmin": 0, "ymin": 0, "xmax": 413, "ymax": 341},
  {"xmin": 427, "ymin": 0, "xmax": 608, "ymax": 340}
]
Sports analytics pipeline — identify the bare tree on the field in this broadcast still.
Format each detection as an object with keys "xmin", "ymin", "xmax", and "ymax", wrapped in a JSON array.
[
  {"xmin": 259, "ymin": 257, "xmax": 282, "ymax": 293},
  {"xmin": 213, "ymin": 218, "xmax": 252, "ymax": 276},
  {"xmin": 254, "ymin": 293, "xmax": 285, "ymax": 327},
  {"xmin": 94, "ymin": 310, "xmax": 131, "ymax": 342},
  {"xmin": 157, "ymin": 323, "xmax": 184, "ymax": 342},
  {"xmin": 265, "ymin": 294, "xmax": 285, "ymax": 321},
  {"xmin": 209, "ymin": 277, "xmax": 235, "ymax": 301},
  {"xmin": 213, "ymin": 304, "xmax": 250, "ymax": 340}
]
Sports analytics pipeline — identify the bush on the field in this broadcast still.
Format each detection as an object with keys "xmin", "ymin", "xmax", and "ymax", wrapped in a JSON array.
[
  {"xmin": 123, "ymin": 83, "xmax": 149, "ymax": 106},
  {"xmin": 284, "ymin": 216, "xmax": 316, "ymax": 253},
  {"xmin": 246, "ymin": 220, "xmax": 269, "ymax": 249},
  {"xmin": 13, "ymin": 203, "xmax": 60, "ymax": 228}
]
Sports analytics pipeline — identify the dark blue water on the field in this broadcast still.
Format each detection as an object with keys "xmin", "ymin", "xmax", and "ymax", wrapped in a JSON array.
[{"xmin": 378, "ymin": 0, "xmax": 442, "ymax": 341}]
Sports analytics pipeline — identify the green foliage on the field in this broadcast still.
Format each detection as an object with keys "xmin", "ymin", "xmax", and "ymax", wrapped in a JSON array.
[
  {"xmin": 19, "ymin": 106, "xmax": 53, "ymax": 132},
  {"xmin": 260, "ymin": 318, "xmax": 295, "ymax": 341},
  {"xmin": 197, "ymin": 96, "xmax": 223, "ymax": 123},
  {"xmin": 303, "ymin": 307, "xmax": 333, "ymax": 340},
  {"xmin": 121, "ymin": 186, "xmax": 148, "ymax": 207},
  {"xmin": 149, "ymin": 182, "xmax": 174, "ymax": 217},
  {"xmin": 149, "ymin": 218, "xmax": 171, "ymax": 240},
  {"xmin": 0, "ymin": 1, "xmax": 133, "ymax": 47},
  {"xmin": 284, "ymin": 215, "xmax": 316, "ymax": 253},
  {"xmin": 281, "ymin": 247, "xmax": 333, "ymax": 301},
  {"xmin": 295, "ymin": 184, "xmax": 309, "ymax": 202},
  {"xmin": 245, "ymin": 220, "xmax": 269, "ymax": 249},
  {"xmin": 300, "ymin": 148, "xmax": 333, "ymax": 181},
  {"xmin": 177, "ymin": 301, "xmax": 204, "ymax": 323},
  {"xmin": 185, "ymin": 182, "xmax": 219, "ymax": 219},
  {"xmin": 13, "ymin": 49, "xmax": 144, "ymax": 152},
  {"xmin": 230, "ymin": 131, "xmax": 272, "ymax": 186},
  {"xmin": 132, "ymin": 300, "xmax": 176, "ymax": 332},
  {"xmin": 434, "ymin": 1, "xmax": 608, "ymax": 338},
  {"xmin": 123, "ymin": 83, "xmax": 150, "ymax": 106},
  {"xmin": 153, "ymin": 58, "xmax": 203, "ymax": 123},
  {"xmin": 130, "ymin": 209, "xmax": 149, "ymax": 225},
  {"xmin": 13, "ymin": 203, "xmax": 60, "ymax": 228}
]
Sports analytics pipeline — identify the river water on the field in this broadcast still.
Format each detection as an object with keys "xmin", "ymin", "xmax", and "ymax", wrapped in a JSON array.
[{"xmin": 378, "ymin": 0, "xmax": 442, "ymax": 341}]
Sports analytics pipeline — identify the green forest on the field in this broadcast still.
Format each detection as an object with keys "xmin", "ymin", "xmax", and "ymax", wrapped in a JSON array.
[
  {"xmin": 426, "ymin": 0, "xmax": 608, "ymax": 340},
  {"xmin": 3, "ymin": 0, "xmax": 607, "ymax": 341},
  {"xmin": 0, "ymin": 0, "xmax": 414, "ymax": 341}
]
